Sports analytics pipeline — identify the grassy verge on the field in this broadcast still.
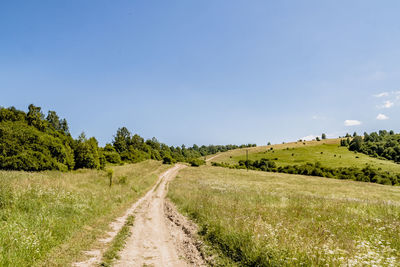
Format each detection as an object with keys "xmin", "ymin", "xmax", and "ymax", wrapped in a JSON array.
[
  {"xmin": 100, "ymin": 215, "xmax": 135, "ymax": 266},
  {"xmin": 0, "ymin": 160, "xmax": 169, "ymax": 266},
  {"xmin": 169, "ymin": 166, "xmax": 400, "ymax": 266},
  {"xmin": 211, "ymin": 139, "xmax": 400, "ymax": 173}
]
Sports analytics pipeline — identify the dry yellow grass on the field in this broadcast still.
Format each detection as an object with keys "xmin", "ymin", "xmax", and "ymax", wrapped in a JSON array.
[
  {"xmin": 169, "ymin": 165, "xmax": 400, "ymax": 266},
  {"xmin": 0, "ymin": 160, "xmax": 169, "ymax": 266}
]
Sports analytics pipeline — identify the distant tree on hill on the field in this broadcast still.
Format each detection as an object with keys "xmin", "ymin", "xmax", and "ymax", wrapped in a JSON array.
[
  {"xmin": 321, "ymin": 133, "xmax": 326, "ymax": 140},
  {"xmin": 353, "ymin": 132, "xmax": 357, "ymax": 137},
  {"xmin": 316, "ymin": 137, "xmax": 320, "ymax": 141},
  {"xmin": 349, "ymin": 136, "xmax": 363, "ymax": 151}
]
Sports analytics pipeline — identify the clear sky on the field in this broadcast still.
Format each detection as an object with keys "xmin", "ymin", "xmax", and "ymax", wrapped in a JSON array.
[{"xmin": 1, "ymin": 1, "xmax": 400, "ymax": 146}]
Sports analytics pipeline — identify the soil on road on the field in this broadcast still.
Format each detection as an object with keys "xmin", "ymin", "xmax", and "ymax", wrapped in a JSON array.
[{"xmin": 114, "ymin": 164, "xmax": 206, "ymax": 267}]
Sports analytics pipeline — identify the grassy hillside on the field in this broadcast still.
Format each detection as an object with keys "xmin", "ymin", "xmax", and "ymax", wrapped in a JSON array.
[
  {"xmin": 210, "ymin": 139, "xmax": 400, "ymax": 173},
  {"xmin": 0, "ymin": 160, "xmax": 169, "ymax": 266},
  {"xmin": 169, "ymin": 166, "xmax": 400, "ymax": 266}
]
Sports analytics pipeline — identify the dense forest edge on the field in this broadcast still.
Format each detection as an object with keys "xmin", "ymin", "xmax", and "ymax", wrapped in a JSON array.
[{"xmin": 0, "ymin": 105, "xmax": 255, "ymax": 171}]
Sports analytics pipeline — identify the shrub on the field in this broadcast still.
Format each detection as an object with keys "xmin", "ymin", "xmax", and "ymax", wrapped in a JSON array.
[
  {"xmin": 163, "ymin": 156, "xmax": 173, "ymax": 164},
  {"xmin": 189, "ymin": 158, "xmax": 205, "ymax": 167}
]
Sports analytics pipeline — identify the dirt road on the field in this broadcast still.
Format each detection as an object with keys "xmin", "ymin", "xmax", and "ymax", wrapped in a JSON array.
[{"xmin": 114, "ymin": 164, "xmax": 205, "ymax": 267}]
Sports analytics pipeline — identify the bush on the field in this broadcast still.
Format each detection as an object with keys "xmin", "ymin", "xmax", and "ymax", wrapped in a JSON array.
[
  {"xmin": 118, "ymin": 175, "xmax": 128, "ymax": 184},
  {"xmin": 216, "ymin": 158, "xmax": 399, "ymax": 186},
  {"xmin": 163, "ymin": 156, "xmax": 173, "ymax": 164},
  {"xmin": 189, "ymin": 158, "xmax": 205, "ymax": 167}
]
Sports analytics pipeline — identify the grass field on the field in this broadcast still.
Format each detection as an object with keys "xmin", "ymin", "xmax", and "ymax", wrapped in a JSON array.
[
  {"xmin": 169, "ymin": 166, "xmax": 400, "ymax": 266},
  {"xmin": 210, "ymin": 139, "xmax": 400, "ymax": 173},
  {"xmin": 0, "ymin": 160, "xmax": 169, "ymax": 266}
]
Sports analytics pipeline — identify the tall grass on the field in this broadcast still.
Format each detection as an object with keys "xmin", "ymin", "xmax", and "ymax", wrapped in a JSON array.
[
  {"xmin": 169, "ymin": 166, "xmax": 400, "ymax": 266},
  {"xmin": 0, "ymin": 160, "xmax": 169, "ymax": 266}
]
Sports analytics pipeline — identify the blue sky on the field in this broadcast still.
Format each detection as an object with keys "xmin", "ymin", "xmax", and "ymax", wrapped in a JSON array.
[{"xmin": 1, "ymin": 1, "xmax": 400, "ymax": 146}]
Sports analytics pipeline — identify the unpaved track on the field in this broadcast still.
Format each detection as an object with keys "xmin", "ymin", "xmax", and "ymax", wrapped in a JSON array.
[{"xmin": 115, "ymin": 164, "xmax": 205, "ymax": 267}]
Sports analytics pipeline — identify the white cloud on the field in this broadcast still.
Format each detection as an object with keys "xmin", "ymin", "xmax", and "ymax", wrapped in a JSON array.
[
  {"xmin": 344, "ymin": 120, "xmax": 362, "ymax": 126},
  {"xmin": 382, "ymin": 100, "xmax": 394, "ymax": 108},
  {"xmin": 301, "ymin": 135, "xmax": 319, "ymax": 141},
  {"xmin": 376, "ymin": 113, "xmax": 389, "ymax": 120},
  {"xmin": 373, "ymin": 92, "xmax": 389, "ymax": 98}
]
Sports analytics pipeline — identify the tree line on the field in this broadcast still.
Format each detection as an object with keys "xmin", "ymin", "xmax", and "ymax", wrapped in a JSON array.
[
  {"xmin": 0, "ymin": 105, "xmax": 255, "ymax": 171},
  {"xmin": 212, "ymin": 158, "xmax": 400, "ymax": 186},
  {"xmin": 342, "ymin": 130, "xmax": 400, "ymax": 163}
]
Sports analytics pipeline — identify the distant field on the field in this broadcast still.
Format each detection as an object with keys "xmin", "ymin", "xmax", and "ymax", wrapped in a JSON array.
[
  {"xmin": 0, "ymin": 160, "xmax": 169, "ymax": 266},
  {"xmin": 169, "ymin": 166, "xmax": 400, "ymax": 266},
  {"xmin": 210, "ymin": 139, "xmax": 400, "ymax": 173}
]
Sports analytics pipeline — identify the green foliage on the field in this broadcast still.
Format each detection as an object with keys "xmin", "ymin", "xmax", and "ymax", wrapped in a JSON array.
[
  {"xmin": 188, "ymin": 158, "xmax": 205, "ymax": 167},
  {"xmin": 214, "ymin": 158, "xmax": 400, "ymax": 186},
  {"xmin": 0, "ymin": 105, "xmax": 256, "ymax": 171},
  {"xmin": 0, "ymin": 105, "xmax": 105, "ymax": 171},
  {"xmin": 106, "ymin": 168, "xmax": 114, "ymax": 186},
  {"xmin": 101, "ymin": 215, "xmax": 135, "ymax": 266},
  {"xmin": 0, "ymin": 120, "xmax": 75, "ymax": 171},
  {"xmin": 349, "ymin": 136, "xmax": 363, "ymax": 151},
  {"xmin": 117, "ymin": 175, "xmax": 128, "ymax": 184},
  {"xmin": 110, "ymin": 126, "xmax": 255, "ymax": 165},
  {"xmin": 103, "ymin": 144, "xmax": 121, "ymax": 164},
  {"xmin": 349, "ymin": 131, "xmax": 400, "ymax": 163},
  {"xmin": 162, "ymin": 156, "xmax": 173, "ymax": 164},
  {"xmin": 321, "ymin": 133, "xmax": 326, "ymax": 139},
  {"xmin": 74, "ymin": 133, "xmax": 102, "ymax": 169}
]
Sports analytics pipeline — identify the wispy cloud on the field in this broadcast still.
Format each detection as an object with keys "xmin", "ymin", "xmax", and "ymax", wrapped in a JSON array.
[
  {"xmin": 381, "ymin": 100, "xmax": 394, "ymax": 108},
  {"xmin": 373, "ymin": 92, "xmax": 389, "ymax": 98},
  {"xmin": 376, "ymin": 113, "xmax": 389, "ymax": 120},
  {"xmin": 344, "ymin": 120, "xmax": 362, "ymax": 126}
]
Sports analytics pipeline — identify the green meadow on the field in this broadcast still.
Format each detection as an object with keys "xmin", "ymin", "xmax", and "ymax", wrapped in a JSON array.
[
  {"xmin": 211, "ymin": 139, "xmax": 400, "ymax": 173},
  {"xmin": 0, "ymin": 160, "xmax": 169, "ymax": 266},
  {"xmin": 169, "ymin": 166, "xmax": 400, "ymax": 266}
]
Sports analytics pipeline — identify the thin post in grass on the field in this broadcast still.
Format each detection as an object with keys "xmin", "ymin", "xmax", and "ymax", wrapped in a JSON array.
[
  {"xmin": 107, "ymin": 169, "xmax": 114, "ymax": 187},
  {"xmin": 246, "ymin": 150, "xmax": 248, "ymax": 172}
]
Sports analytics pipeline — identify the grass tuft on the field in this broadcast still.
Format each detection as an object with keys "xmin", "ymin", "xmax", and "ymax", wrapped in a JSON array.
[{"xmin": 100, "ymin": 215, "xmax": 135, "ymax": 266}]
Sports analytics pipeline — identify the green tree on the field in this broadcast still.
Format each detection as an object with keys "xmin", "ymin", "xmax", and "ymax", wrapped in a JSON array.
[
  {"xmin": 27, "ymin": 104, "xmax": 45, "ymax": 131},
  {"xmin": 113, "ymin": 127, "xmax": 131, "ymax": 153},
  {"xmin": 74, "ymin": 133, "xmax": 101, "ymax": 169},
  {"xmin": 349, "ymin": 136, "xmax": 363, "ymax": 151},
  {"xmin": 46, "ymin": 111, "xmax": 61, "ymax": 131}
]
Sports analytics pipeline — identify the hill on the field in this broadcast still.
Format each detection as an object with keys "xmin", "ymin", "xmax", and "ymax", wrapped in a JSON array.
[{"xmin": 210, "ymin": 138, "xmax": 400, "ymax": 172}]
